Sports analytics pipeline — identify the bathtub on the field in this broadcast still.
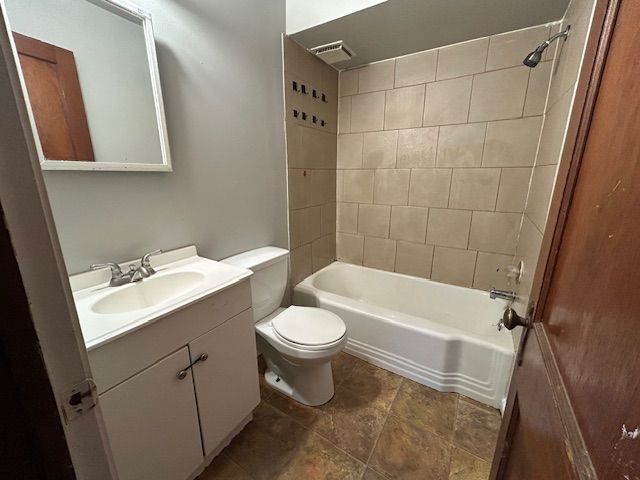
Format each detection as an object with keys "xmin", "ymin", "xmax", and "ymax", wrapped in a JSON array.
[{"xmin": 293, "ymin": 262, "xmax": 515, "ymax": 409}]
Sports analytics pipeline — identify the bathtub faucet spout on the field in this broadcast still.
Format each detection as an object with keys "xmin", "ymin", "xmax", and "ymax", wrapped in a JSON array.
[{"xmin": 489, "ymin": 288, "xmax": 516, "ymax": 302}]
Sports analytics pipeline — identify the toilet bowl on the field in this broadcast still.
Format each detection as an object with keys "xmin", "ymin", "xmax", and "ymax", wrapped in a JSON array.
[{"xmin": 221, "ymin": 247, "xmax": 346, "ymax": 406}]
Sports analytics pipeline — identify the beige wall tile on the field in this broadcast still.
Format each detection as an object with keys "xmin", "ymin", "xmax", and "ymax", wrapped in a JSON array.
[
  {"xmin": 358, "ymin": 59, "xmax": 396, "ymax": 93},
  {"xmin": 436, "ymin": 123, "xmax": 486, "ymax": 167},
  {"xmin": 343, "ymin": 169, "xmax": 375, "ymax": 203},
  {"xmin": 363, "ymin": 131, "xmax": 398, "ymax": 168},
  {"xmin": 483, "ymin": 117, "xmax": 543, "ymax": 167},
  {"xmin": 286, "ymin": 122, "xmax": 303, "ymax": 168},
  {"xmin": 394, "ymin": 242, "xmax": 434, "ymax": 278},
  {"xmin": 384, "ymin": 85, "xmax": 425, "ymax": 130},
  {"xmin": 424, "ymin": 76, "xmax": 473, "ymax": 126},
  {"xmin": 514, "ymin": 215, "xmax": 543, "ymax": 300},
  {"xmin": 496, "ymin": 167, "xmax": 532, "ymax": 213},
  {"xmin": 289, "ymin": 208, "xmax": 304, "ymax": 249},
  {"xmin": 340, "ymin": 69, "xmax": 359, "ymax": 96},
  {"xmin": 336, "ymin": 170, "xmax": 344, "ymax": 201},
  {"xmin": 390, "ymin": 206, "xmax": 428, "ymax": 243},
  {"xmin": 409, "ymin": 168, "xmax": 451, "ymax": 208},
  {"xmin": 426, "ymin": 208, "xmax": 472, "ymax": 249},
  {"xmin": 336, "ymin": 232, "xmax": 364, "ymax": 264},
  {"xmin": 469, "ymin": 67, "xmax": 529, "ymax": 122},
  {"xmin": 302, "ymin": 127, "xmax": 335, "ymax": 169},
  {"xmin": 363, "ymin": 237, "xmax": 397, "ymax": 271},
  {"xmin": 486, "ymin": 25, "xmax": 551, "ymax": 71},
  {"xmin": 525, "ymin": 164, "xmax": 557, "ymax": 231},
  {"xmin": 290, "ymin": 244, "xmax": 313, "ymax": 285},
  {"xmin": 310, "ymin": 169, "xmax": 336, "ymax": 206},
  {"xmin": 337, "ymin": 202, "xmax": 358, "ymax": 233},
  {"xmin": 321, "ymin": 202, "xmax": 337, "ymax": 235},
  {"xmin": 337, "ymin": 133, "xmax": 363, "ymax": 169},
  {"xmin": 351, "ymin": 91, "xmax": 386, "ymax": 132},
  {"xmin": 535, "ymin": 89, "xmax": 572, "ymax": 166},
  {"xmin": 395, "ymin": 50, "xmax": 437, "ymax": 87},
  {"xmin": 312, "ymin": 234, "xmax": 336, "ymax": 272},
  {"xmin": 449, "ymin": 168, "xmax": 501, "ymax": 210},
  {"xmin": 524, "ymin": 61, "xmax": 552, "ymax": 116},
  {"xmin": 431, "ymin": 246, "xmax": 477, "ymax": 287},
  {"xmin": 473, "ymin": 252, "xmax": 513, "ymax": 290},
  {"xmin": 299, "ymin": 205, "xmax": 322, "ymax": 244},
  {"xmin": 469, "ymin": 211, "xmax": 521, "ymax": 254},
  {"xmin": 546, "ymin": 2, "xmax": 596, "ymax": 108},
  {"xmin": 338, "ymin": 96, "xmax": 352, "ymax": 134},
  {"xmin": 358, "ymin": 204, "xmax": 391, "ymax": 238},
  {"xmin": 397, "ymin": 127, "xmax": 438, "ymax": 168},
  {"xmin": 374, "ymin": 169, "xmax": 411, "ymax": 205},
  {"xmin": 288, "ymin": 168, "xmax": 312, "ymax": 209},
  {"xmin": 436, "ymin": 38, "xmax": 489, "ymax": 80}
]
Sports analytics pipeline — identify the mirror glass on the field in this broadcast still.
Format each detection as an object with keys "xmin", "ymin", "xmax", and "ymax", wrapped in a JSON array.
[{"xmin": 3, "ymin": 0, "xmax": 171, "ymax": 171}]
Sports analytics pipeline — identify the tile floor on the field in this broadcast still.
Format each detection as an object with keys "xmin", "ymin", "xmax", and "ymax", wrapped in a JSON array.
[{"xmin": 199, "ymin": 353, "xmax": 501, "ymax": 480}]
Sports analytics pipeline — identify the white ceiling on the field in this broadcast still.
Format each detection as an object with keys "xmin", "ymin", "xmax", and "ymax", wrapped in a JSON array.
[
  {"xmin": 286, "ymin": 0, "xmax": 387, "ymax": 34},
  {"xmin": 290, "ymin": 0, "xmax": 571, "ymax": 69}
]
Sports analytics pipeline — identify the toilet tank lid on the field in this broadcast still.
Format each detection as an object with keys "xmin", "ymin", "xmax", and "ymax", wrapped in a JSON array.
[{"xmin": 221, "ymin": 246, "xmax": 288, "ymax": 271}]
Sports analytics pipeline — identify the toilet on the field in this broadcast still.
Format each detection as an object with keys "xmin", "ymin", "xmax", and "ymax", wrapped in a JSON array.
[{"xmin": 222, "ymin": 246, "xmax": 347, "ymax": 406}]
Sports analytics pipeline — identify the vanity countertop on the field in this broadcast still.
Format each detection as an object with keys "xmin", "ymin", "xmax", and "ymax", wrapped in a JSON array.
[{"xmin": 71, "ymin": 246, "xmax": 252, "ymax": 351}]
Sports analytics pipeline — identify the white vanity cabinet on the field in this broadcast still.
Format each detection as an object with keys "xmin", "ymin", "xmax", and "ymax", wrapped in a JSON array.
[
  {"xmin": 189, "ymin": 308, "xmax": 260, "ymax": 454},
  {"xmin": 99, "ymin": 347, "xmax": 203, "ymax": 480},
  {"xmin": 90, "ymin": 279, "xmax": 260, "ymax": 480}
]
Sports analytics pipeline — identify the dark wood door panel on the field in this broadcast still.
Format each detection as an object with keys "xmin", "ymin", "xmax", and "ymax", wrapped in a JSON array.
[{"xmin": 543, "ymin": 0, "xmax": 640, "ymax": 476}]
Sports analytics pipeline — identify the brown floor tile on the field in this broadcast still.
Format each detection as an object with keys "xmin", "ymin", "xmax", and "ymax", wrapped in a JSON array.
[
  {"xmin": 369, "ymin": 414, "xmax": 452, "ymax": 480},
  {"xmin": 342, "ymin": 361, "xmax": 403, "ymax": 411},
  {"xmin": 278, "ymin": 431, "xmax": 365, "ymax": 480},
  {"xmin": 312, "ymin": 384, "xmax": 388, "ymax": 462},
  {"xmin": 448, "ymin": 448, "xmax": 491, "ymax": 480},
  {"xmin": 457, "ymin": 394, "xmax": 500, "ymax": 415},
  {"xmin": 390, "ymin": 379, "xmax": 458, "ymax": 439},
  {"xmin": 362, "ymin": 467, "xmax": 388, "ymax": 479},
  {"xmin": 453, "ymin": 399, "xmax": 501, "ymax": 461},
  {"xmin": 199, "ymin": 453, "xmax": 252, "ymax": 480},
  {"xmin": 266, "ymin": 390, "xmax": 320, "ymax": 428},
  {"xmin": 332, "ymin": 352, "xmax": 363, "ymax": 387},
  {"xmin": 223, "ymin": 403, "xmax": 310, "ymax": 480}
]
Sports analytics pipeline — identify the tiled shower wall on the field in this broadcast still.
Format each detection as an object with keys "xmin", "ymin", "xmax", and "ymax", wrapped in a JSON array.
[
  {"xmin": 336, "ymin": 24, "xmax": 557, "ymax": 290},
  {"xmin": 284, "ymin": 38, "xmax": 338, "ymax": 286},
  {"xmin": 513, "ymin": 0, "xmax": 598, "ymax": 312}
]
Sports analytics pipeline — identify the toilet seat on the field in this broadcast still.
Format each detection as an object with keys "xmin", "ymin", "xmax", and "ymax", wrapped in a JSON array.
[{"xmin": 271, "ymin": 306, "xmax": 346, "ymax": 348}]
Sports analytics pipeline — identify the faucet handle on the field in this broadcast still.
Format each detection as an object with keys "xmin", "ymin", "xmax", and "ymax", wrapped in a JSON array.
[
  {"xmin": 90, "ymin": 262, "xmax": 123, "ymax": 274},
  {"xmin": 140, "ymin": 249, "xmax": 162, "ymax": 267}
]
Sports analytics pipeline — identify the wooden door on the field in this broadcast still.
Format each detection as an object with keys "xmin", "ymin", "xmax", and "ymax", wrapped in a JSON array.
[
  {"xmin": 189, "ymin": 309, "xmax": 260, "ymax": 455},
  {"xmin": 99, "ymin": 347, "xmax": 203, "ymax": 480},
  {"xmin": 13, "ymin": 32, "xmax": 94, "ymax": 161},
  {"xmin": 492, "ymin": 1, "xmax": 640, "ymax": 478}
]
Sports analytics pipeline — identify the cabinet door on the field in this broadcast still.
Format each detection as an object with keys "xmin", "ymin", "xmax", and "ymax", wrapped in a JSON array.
[
  {"xmin": 189, "ymin": 309, "xmax": 260, "ymax": 455},
  {"xmin": 100, "ymin": 347, "xmax": 202, "ymax": 480}
]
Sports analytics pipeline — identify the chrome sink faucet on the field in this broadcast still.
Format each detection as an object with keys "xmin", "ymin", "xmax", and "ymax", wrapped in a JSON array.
[{"xmin": 90, "ymin": 249, "xmax": 162, "ymax": 287}]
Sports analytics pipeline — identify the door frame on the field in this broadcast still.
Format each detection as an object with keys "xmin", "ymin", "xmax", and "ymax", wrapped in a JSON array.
[
  {"xmin": 0, "ymin": 7, "xmax": 116, "ymax": 480},
  {"xmin": 491, "ymin": 0, "xmax": 622, "ymax": 477}
]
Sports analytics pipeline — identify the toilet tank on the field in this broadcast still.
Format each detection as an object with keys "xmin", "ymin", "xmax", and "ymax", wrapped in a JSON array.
[{"xmin": 221, "ymin": 247, "xmax": 289, "ymax": 323}]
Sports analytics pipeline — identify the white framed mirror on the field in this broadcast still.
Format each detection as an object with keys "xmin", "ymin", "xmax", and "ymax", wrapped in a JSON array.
[{"xmin": 1, "ymin": 0, "xmax": 172, "ymax": 172}]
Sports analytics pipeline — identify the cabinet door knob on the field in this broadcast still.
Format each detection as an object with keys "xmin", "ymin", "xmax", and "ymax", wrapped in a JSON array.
[{"xmin": 176, "ymin": 353, "xmax": 208, "ymax": 380}]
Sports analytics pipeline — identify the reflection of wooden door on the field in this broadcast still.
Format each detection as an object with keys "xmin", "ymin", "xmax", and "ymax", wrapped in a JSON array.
[
  {"xmin": 13, "ymin": 32, "xmax": 94, "ymax": 161},
  {"xmin": 492, "ymin": 1, "xmax": 640, "ymax": 478}
]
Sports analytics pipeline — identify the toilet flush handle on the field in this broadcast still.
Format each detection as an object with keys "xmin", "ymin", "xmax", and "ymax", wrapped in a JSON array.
[{"xmin": 177, "ymin": 353, "xmax": 209, "ymax": 380}]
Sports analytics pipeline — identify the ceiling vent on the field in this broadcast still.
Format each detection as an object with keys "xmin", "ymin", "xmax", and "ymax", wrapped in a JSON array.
[{"xmin": 309, "ymin": 41, "xmax": 354, "ymax": 65}]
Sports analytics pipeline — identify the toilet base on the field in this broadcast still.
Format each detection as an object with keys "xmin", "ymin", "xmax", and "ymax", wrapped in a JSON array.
[{"xmin": 263, "ymin": 360, "xmax": 335, "ymax": 406}]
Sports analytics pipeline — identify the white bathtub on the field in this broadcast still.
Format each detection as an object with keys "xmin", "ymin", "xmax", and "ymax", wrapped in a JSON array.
[{"xmin": 293, "ymin": 262, "xmax": 514, "ymax": 409}]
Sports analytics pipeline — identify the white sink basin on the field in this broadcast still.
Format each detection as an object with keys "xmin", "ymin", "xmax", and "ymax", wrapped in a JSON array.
[
  {"xmin": 71, "ymin": 246, "xmax": 253, "ymax": 350},
  {"xmin": 91, "ymin": 271, "xmax": 206, "ymax": 314}
]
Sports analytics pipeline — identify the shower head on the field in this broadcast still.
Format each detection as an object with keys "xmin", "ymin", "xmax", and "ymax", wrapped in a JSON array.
[{"xmin": 523, "ymin": 25, "xmax": 571, "ymax": 68}]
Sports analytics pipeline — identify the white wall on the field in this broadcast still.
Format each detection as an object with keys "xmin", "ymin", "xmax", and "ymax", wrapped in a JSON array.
[
  {"xmin": 34, "ymin": 0, "xmax": 288, "ymax": 273},
  {"xmin": 6, "ymin": 0, "xmax": 163, "ymax": 164},
  {"xmin": 286, "ymin": 0, "xmax": 385, "ymax": 34}
]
